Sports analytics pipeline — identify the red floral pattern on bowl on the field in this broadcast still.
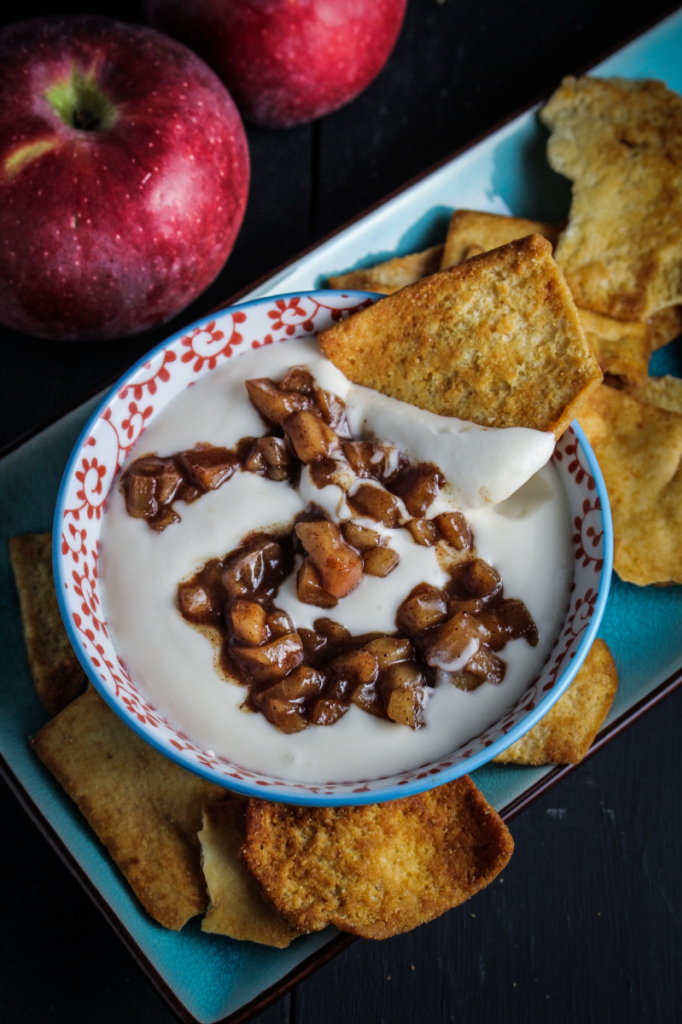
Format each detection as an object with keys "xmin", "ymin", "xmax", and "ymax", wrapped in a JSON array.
[{"xmin": 54, "ymin": 291, "xmax": 612, "ymax": 805}]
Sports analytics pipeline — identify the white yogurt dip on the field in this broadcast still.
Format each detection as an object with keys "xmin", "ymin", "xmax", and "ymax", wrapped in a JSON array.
[{"xmin": 99, "ymin": 338, "xmax": 573, "ymax": 784}]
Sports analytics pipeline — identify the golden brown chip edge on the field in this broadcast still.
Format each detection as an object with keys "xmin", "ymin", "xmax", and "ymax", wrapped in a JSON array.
[
  {"xmin": 9, "ymin": 533, "xmax": 87, "ymax": 716},
  {"xmin": 241, "ymin": 777, "xmax": 513, "ymax": 940},
  {"xmin": 493, "ymin": 639, "xmax": 618, "ymax": 765},
  {"xmin": 31, "ymin": 687, "xmax": 227, "ymax": 930},
  {"xmin": 199, "ymin": 799, "xmax": 300, "ymax": 947},
  {"xmin": 320, "ymin": 234, "xmax": 602, "ymax": 437}
]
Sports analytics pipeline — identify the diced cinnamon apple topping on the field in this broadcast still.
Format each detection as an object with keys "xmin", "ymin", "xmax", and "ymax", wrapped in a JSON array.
[
  {"xmin": 477, "ymin": 599, "xmax": 539, "ymax": 650},
  {"xmin": 122, "ymin": 456, "xmax": 182, "ymax": 524},
  {"xmin": 407, "ymin": 518, "xmax": 439, "ymax": 546},
  {"xmin": 348, "ymin": 482, "xmax": 404, "ymax": 527},
  {"xmin": 341, "ymin": 520, "xmax": 382, "ymax": 551},
  {"xmin": 391, "ymin": 464, "xmax": 444, "ymax": 517},
  {"xmin": 267, "ymin": 609, "xmax": 295, "ymax": 637},
  {"xmin": 295, "ymin": 519, "xmax": 363, "ymax": 599},
  {"xmin": 296, "ymin": 560, "xmax": 338, "ymax": 608},
  {"xmin": 450, "ymin": 558, "xmax": 502, "ymax": 600},
  {"xmin": 433, "ymin": 511, "xmax": 472, "ymax": 550},
  {"xmin": 243, "ymin": 436, "xmax": 295, "ymax": 482},
  {"xmin": 298, "ymin": 627, "xmax": 330, "ymax": 664},
  {"xmin": 255, "ymin": 695, "xmax": 308, "ymax": 734},
  {"xmin": 231, "ymin": 632, "xmax": 304, "ymax": 684},
  {"xmin": 309, "ymin": 697, "xmax": 349, "ymax": 727},
  {"xmin": 177, "ymin": 580, "xmax": 213, "ymax": 621},
  {"xmin": 342, "ymin": 440, "xmax": 404, "ymax": 482},
  {"xmin": 361, "ymin": 545, "xmax": 400, "ymax": 577},
  {"xmin": 245, "ymin": 377, "xmax": 313, "ymax": 426},
  {"xmin": 396, "ymin": 584, "xmax": 450, "ymax": 636},
  {"xmin": 314, "ymin": 617, "xmax": 352, "ymax": 645},
  {"xmin": 176, "ymin": 446, "xmax": 239, "ymax": 491},
  {"xmin": 363, "ymin": 636, "xmax": 413, "ymax": 670},
  {"xmin": 119, "ymin": 364, "xmax": 541, "ymax": 734},
  {"xmin": 283, "ymin": 410, "xmax": 341, "ymax": 463},
  {"xmin": 315, "ymin": 388, "xmax": 351, "ymax": 436},
  {"xmin": 278, "ymin": 366, "xmax": 317, "ymax": 394},
  {"xmin": 228, "ymin": 600, "xmax": 269, "ymax": 647},
  {"xmin": 221, "ymin": 538, "xmax": 289, "ymax": 603},
  {"xmin": 381, "ymin": 662, "xmax": 427, "ymax": 728},
  {"xmin": 419, "ymin": 612, "xmax": 485, "ymax": 674},
  {"xmin": 326, "ymin": 649, "xmax": 379, "ymax": 700}
]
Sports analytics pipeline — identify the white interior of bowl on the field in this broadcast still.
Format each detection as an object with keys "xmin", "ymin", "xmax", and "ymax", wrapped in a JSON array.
[{"xmin": 54, "ymin": 291, "xmax": 611, "ymax": 804}]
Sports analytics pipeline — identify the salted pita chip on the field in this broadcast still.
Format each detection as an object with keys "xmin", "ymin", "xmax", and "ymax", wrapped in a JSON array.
[
  {"xmin": 9, "ymin": 533, "xmax": 87, "ymax": 716},
  {"xmin": 441, "ymin": 210, "xmax": 560, "ymax": 269},
  {"xmin": 577, "ymin": 384, "xmax": 682, "ymax": 585},
  {"xmin": 327, "ymin": 245, "xmax": 444, "ymax": 295},
  {"xmin": 240, "ymin": 777, "xmax": 513, "ymax": 940},
  {"xmin": 494, "ymin": 639, "xmax": 618, "ymax": 765},
  {"xmin": 199, "ymin": 800, "xmax": 300, "ymax": 947},
  {"xmin": 578, "ymin": 308, "xmax": 650, "ymax": 387},
  {"xmin": 646, "ymin": 306, "xmax": 682, "ymax": 351},
  {"xmin": 541, "ymin": 76, "xmax": 682, "ymax": 320},
  {"xmin": 630, "ymin": 374, "xmax": 682, "ymax": 414},
  {"xmin": 319, "ymin": 234, "xmax": 602, "ymax": 437},
  {"xmin": 32, "ymin": 687, "xmax": 226, "ymax": 929}
]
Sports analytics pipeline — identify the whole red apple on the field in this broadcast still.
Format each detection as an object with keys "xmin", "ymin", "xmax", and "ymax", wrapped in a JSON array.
[
  {"xmin": 143, "ymin": 0, "xmax": 407, "ymax": 129},
  {"xmin": 0, "ymin": 16, "xmax": 249, "ymax": 341}
]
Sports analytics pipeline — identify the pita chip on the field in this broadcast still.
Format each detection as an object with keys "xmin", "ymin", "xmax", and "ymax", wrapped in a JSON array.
[
  {"xmin": 577, "ymin": 308, "xmax": 651, "ymax": 387},
  {"xmin": 9, "ymin": 533, "xmax": 87, "ymax": 716},
  {"xmin": 541, "ymin": 76, "xmax": 682, "ymax": 319},
  {"xmin": 32, "ymin": 687, "xmax": 227, "ymax": 929},
  {"xmin": 646, "ymin": 306, "xmax": 682, "ymax": 351},
  {"xmin": 577, "ymin": 384, "xmax": 682, "ymax": 585},
  {"xmin": 494, "ymin": 639, "xmax": 618, "ymax": 765},
  {"xmin": 241, "ymin": 777, "xmax": 513, "ymax": 940},
  {"xmin": 629, "ymin": 374, "xmax": 682, "ymax": 414},
  {"xmin": 199, "ymin": 800, "xmax": 300, "ymax": 947},
  {"xmin": 319, "ymin": 234, "xmax": 602, "ymax": 436},
  {"xmin": 441, "ymin": 209, "xmax": 560, "ymax": 269},
  {"xmin": 328, "ymin": 245, "xmax": 444, "ymax": 295}
]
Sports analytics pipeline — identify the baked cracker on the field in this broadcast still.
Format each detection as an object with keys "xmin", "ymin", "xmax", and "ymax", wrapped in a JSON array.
[
  {"xmin": 328, "ymin": 245, "xmax": 444, "ymax": 295},
  {"xmin": 9, "ymin": 533, "xmax": 87, "ymax": 716},
  {"xmin": 319, "ymin": 234, "xmax": 602, "ymax": 437},
  {"xmin": 199, "ymin": 800, "xmax": 300, "ymax": 947},
  {"xmin": 577, "ymin": 384, "xmax": 682, "ymax": 585},
  {"xmin": 577, "ymin": 308, "xmax": 651, "ymax": 387},
  {"xmin": 240, "ymin": 777, "xmax": 513, "ymax": 940},
  {"xmin": 629, "ymin": 374, "xmax": 682, "ymax": 414},
  {"xmin": 493, "ymin": 639, "xmax": 618, "ymax": 765},
  {"xmin": 646, "ymin": 306, "xmax": 682, "ymax": 351},
  {"xmin": 440, "ymin": 210, "xmax": 560, "ymax": 268},
  {"xmin": 32, "ymin": 687, "xmax": 226, "ymax": 930},
  {"xmin": 541, "ymin": 76, "xmax": 682, "ymax": 320}
]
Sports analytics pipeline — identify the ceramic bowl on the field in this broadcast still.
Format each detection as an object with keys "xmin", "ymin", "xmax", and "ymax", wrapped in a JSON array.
[{"xmin": 54, "ymin": 290, "xmax": 612, "ymax": 805}]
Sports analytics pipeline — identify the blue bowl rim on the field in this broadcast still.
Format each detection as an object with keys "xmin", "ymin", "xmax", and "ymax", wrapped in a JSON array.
[{"xmin": 53, "ymin": 289, "xmax": 613, "ymax": 805}]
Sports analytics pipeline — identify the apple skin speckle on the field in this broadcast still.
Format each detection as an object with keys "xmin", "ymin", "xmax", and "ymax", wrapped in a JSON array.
[
  {"xmin": 0, "ymin": 15, "xmax": 250, "ymax": 341},
  {"xmin": 144, "ymin": 0, "xmax": 407, "ymax": 129}
]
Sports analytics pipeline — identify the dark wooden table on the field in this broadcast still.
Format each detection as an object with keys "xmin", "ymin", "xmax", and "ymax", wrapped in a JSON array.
[{"xmin": 2, "ymin": 3, "xmax": 681, "ymax": 1023}]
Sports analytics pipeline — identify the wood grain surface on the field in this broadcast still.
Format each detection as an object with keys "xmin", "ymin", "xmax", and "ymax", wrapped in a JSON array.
[{"xmin": 1, "ymin": 3, "xmax": 681, "ymax": 1024}]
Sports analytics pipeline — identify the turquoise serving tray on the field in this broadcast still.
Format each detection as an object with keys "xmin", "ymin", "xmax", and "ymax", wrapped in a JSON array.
[{"xmin": 2, "ymin": 9, "xmax": 682, "ymax": 1022}]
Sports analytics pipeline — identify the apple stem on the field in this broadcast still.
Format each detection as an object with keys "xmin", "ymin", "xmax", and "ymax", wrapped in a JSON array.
[{"xmin": 46, "ymin": 67, "xmax": 117, "ymax": 133}]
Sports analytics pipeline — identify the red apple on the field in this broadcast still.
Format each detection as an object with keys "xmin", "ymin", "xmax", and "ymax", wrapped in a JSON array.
[
  {"xmin": 0, "ymin": 16, "xmax": 250, "ymax": 341},
  {"xmin": 143, "ymin": 0, "xmax": 407, "ymax": 129}
]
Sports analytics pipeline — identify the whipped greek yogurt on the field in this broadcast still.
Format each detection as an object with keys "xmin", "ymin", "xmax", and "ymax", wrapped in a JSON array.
[{"xmin": 99, "ymin": 338, "xmax": 573, "ymax": 783}]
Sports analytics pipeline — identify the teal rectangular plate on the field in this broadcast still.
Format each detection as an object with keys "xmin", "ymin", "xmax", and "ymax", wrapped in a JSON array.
[{"xmin": 2, "ymin": 10, "xmax": 682, "ymax": 1023}]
